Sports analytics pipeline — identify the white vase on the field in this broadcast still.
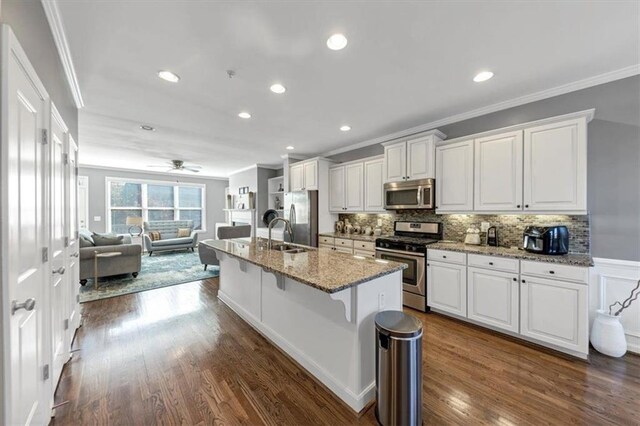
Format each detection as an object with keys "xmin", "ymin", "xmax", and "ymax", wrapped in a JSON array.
[{"xmin": 590, "ymin": 310, "xmax": 627, "ymax": 357}]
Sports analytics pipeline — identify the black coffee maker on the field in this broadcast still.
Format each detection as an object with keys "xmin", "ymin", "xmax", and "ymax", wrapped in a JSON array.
[{"xmin": 523, "ymin": 226, "xmax": 569, "ymax": 255}]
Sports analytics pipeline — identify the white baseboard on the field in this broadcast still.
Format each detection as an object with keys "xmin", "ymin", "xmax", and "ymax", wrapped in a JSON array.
[{"xmin": 591, "ymin": 258, "xmax": 640, "ymax": 355}]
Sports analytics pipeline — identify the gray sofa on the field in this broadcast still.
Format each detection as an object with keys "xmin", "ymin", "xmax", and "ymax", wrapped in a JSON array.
[
  {"xmin": 79, "ymin": 233, "xmax": 142, "ymax": 285},
  {"xmin": 199, "ymin": 225, "xmax": 251, "ymax": 270},
  {"xmin": 143, "ymin": 220, "xmax": 199, "ymax": 255}
]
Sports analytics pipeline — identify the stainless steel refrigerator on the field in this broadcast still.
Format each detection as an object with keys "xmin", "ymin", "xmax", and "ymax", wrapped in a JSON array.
[{"xmin": 284, "ymin": 190, "xmax": 319, "ymax": 247}]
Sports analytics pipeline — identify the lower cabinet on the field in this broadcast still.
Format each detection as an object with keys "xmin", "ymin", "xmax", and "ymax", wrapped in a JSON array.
[
  {"xmin": 426, "ymin": 260, "xmax": 467, "ymax": 316},
  {"xmin": 467, "ymin": 267, "xmax": 519, "ymax": 333},
  {"xmin": 319, "ymin": 235, "xmax": 376, "ymax": 257},
  {"xmin": 520, "ymin": 275, "xmax": 588, "ymax": 354}
]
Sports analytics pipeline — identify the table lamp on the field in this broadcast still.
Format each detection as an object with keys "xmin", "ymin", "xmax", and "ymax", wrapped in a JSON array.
[{"xmin": 126, "ymin": 216, "xmax": 144, "ymax": 236}]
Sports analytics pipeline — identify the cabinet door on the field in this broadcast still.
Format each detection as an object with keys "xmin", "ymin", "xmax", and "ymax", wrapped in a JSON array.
[
  {"xmin": 467, "ymin": 267, "xmax": 519, "ymax": 332},
  {"xmin": 520, "ymin": 275, "xmax": 588, "ymax": 353},
  {"xmin": 474, "ymin": 131, "xmax": 523, "ymax": 212},
  {"xmin": 303, "ymin": 161, "xmax": 318, "ymax": 190},
  {"xmin": 289, "ymin": 164, "xmax": 304, "ymax": 191},
  {"xmin": 426, "ymin": 261, "xmax": 467, "ymax": 316},
  {"xmin": 335, "ymin": 246, "xmax": 354, "ymax": 254},
  {"xmin": 364, "ymin": 158, "xmax": 384, "ymax": 211},
  {"xmin": 407, "ymin": 136, "xmax": 435, "ymax": 180},
  {"xmin": 329, "ymin": 166, "xmax": 345, "ymax": 212},
  {"xmin": 523, "ymin": 118, "xmax": 587, "ymax": 212},
  {"xmin": 384, "ymin": 141, "xmax": 406, "ymax": 183},
  {"xmin": 435, "ymin": 140, "xmax": 474, "ymax": 212},
  {"xmin": 345, "ymin": 163, "xmax": 364, "ymax": 211}
]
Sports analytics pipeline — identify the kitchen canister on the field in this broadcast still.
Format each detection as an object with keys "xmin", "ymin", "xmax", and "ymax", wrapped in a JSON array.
[{"xmin": 590, "ymin": 310, "xmax": 627, "ymax": 357}]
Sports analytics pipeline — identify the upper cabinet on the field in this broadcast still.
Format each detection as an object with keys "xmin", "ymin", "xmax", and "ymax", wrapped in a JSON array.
[
  {"xmin": 435, "ymin": 110, "xmax": 592, "ymax": 214},
  {"xmin": 329, "ymin": 156, "xmax": 384, "ymax": 213},
  {"xmin": 436, "ymin": 139, "xmax": 474, "ymax": 212},
  {"xmin": 523, "ymin": 118, "xmax": 587, "ymax": 212},
  {"xmin": 383, "ymin": 131, "xmax": 445, "ymax": 183},
  {"xmin": 289, "ymin": 159, "xmax": 320, "ymax": 191},
  {"xmin": 363, "ymin": 158, "xmax": 385, "ymax": 212},
  {"xmin": 474, "ymin": 131, "xmax": 523, "ymax": 212}
]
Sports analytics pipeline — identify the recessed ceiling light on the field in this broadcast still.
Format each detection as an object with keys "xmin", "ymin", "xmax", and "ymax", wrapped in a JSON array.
[
  {"xmin": 473, "ymin": 71, "xmax": 494, "ymax": 82},
  {"xmin": 238, "ymin": 112, "xmax": 251, "ymax": 119},
  {"xmin": 327, "ymin": 34, "xmax": 348, "ymax": 50},
  {"xmin": 340, "ymin": 125, "xmax": 351, "ymax": 132},
  {"xmin": 270, "ymin": 83, "xmax": 286, "ymax": 94},
  {"xmin": 140, "ymin": 125, "xmax": 155, "ymax": 131},
  {"xmin": 158, "ymin": 70, "xmax": 180, "ymax": 83},
  {"xmin": 286, "ymin": 146, "xmax": 294, "ymax": 150}
]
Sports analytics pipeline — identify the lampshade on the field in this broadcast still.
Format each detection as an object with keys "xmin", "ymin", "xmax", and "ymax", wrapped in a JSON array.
[{"xmin": 126, "ymin": 216, "xmax": 144, "ymax": 226}]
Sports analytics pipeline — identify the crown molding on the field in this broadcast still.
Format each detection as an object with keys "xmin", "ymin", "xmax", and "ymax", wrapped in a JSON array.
[
  {"xmin": 323, "ymin": 64, "xmax": 640, "ymax": 157},
  {"xmin": 78, "ymin": 163, "xmax": 229, "ymax": 181},
  {"xmin": 41, "ymin": 0, "xmax": 84, "ymax": 108}
]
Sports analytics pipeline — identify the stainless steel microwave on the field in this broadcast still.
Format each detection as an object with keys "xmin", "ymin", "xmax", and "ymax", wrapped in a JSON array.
[{"xmin": 384, "ymin": 178, "xmax": 435, "ymax": 210}]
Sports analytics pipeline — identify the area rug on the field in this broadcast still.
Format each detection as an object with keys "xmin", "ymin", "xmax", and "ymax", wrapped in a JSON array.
[{"xmin": 79, "ymin": 250, "xmax": 219, "ymax": 303}]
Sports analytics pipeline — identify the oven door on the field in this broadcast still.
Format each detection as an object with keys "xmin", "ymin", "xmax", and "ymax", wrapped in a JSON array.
[{"xmin": 375, "ymin": 247, "xmax": 425, "ymax": 296}]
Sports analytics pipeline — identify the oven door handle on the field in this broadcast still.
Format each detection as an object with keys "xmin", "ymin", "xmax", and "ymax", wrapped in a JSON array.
[{"xmin": 375, "ymin": 247, "xmax": 425, "ymax": 258}]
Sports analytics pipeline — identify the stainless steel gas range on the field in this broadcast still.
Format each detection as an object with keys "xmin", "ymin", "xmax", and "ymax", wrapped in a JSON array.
[{"xmin": 375, "ymin": 221, "xmax": 443, "ymax": 312}]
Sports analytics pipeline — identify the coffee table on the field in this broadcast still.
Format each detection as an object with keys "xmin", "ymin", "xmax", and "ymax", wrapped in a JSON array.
[{"xmin": 94, "ymin": 251, "xmax": 122, "ymax": 289}]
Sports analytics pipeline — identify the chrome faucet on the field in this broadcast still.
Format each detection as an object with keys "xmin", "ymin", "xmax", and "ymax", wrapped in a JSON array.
[{"xmin": 268, "ymin": 217, "xmax": 294, "ymax": 250}]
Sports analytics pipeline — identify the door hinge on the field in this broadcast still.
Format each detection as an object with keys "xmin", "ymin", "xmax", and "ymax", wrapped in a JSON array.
[
  {"xmin": 75, "ymin": 167, "xmax": 79, "ymax": 177},
  {"xmin": 63, "ymin": 319, "xmax": 69, "ymax": 330},
  {"xmin": 64, "ymin": 236, "xmax": 69, "ymax": 247},
  {"xmin": 63, "ymin": 153, "xmax": 69, "ymax": 165},
  {"xmin": 42, "ymin": 247, "xmax": 49, "ymax": 263},
  {"xmin": 41, "ymin": 129, "xmax": 48, "ymax": 144},
  {"xmin": 43, "ymin": 364, "xmax": 50, "ymax": 381}
]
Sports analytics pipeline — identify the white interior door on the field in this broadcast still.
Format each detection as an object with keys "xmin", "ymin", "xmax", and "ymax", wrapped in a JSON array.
[
  {"xmin": 50, "ymin": 105, "xmax": 69, "ymax": 387},
  {"xmin": 2, "ymin": 25, "xmax": 49, "ymax": 426},
  {"xmin": 66, "ymin": 136, "xmax": 81, "ymax": 333}
]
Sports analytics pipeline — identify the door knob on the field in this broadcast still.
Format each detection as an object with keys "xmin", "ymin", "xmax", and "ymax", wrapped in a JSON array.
[
  {"xmin": 52, "ymin": 267, "xmax": 65, "ymax": 275},
  {"xmin": 11, "ymin": 298, "xmax": 36, "ymax": 315}
]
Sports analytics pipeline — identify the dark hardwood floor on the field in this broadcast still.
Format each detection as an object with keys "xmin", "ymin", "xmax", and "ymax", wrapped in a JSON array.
[{"xmin": 51, "ymin": 278, "xmax": 640, "ymax": 425}]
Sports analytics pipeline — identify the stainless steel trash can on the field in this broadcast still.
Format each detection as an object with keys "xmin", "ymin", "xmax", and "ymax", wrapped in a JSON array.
[{"xmin": 375, "ymin": 310, "xmax": 423, "ymax": 426}]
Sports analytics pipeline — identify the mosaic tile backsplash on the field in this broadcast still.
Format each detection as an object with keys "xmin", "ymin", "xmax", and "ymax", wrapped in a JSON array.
[{"xmin": 338, "ymin": 212, "xmax": 590, "ymax": 254}]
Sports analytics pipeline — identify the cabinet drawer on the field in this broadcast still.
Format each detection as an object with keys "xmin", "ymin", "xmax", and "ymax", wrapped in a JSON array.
[
  {"xmin": 521, "ymin": 260, "xmax": 588, "ymax": 284},
  {"xmin": 319, "ymin": 236, "xmax": 335, "ymax": 245},
  {"xmin": 354, "ymin": 240, "xmax": 375, "ymax": 251},
  {"xmin": 335, "ymin": 238, "xmax": 354, "ymax": 248},
  {"xmin": 319, "ymin": 244, "xmax": 334, "ymax": 250},
  {"xmin": 468, "ymin": 254, "xmax": 519, "ymax": 273},
  {"xmin": 428, "ymin": 249, "xmax": 466, "ymax": 265},
  {"xmin": 354, "ymin": 249, "xmax": 376, "ymax": 258},
  {"xmin": 335, "ymin": 246, "xmax": 354, "ymax": 254}
]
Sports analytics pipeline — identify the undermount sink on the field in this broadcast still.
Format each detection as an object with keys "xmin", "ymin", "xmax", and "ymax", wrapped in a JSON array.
[{"xmin": 271, "ymin": 243, "xmax": 307, "ymax": 254}]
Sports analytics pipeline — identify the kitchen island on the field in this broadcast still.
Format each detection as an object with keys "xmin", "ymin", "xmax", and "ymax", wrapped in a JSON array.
[{"xmin": 200, "ymin": 238, "xmax": 406, "ymax": 412}]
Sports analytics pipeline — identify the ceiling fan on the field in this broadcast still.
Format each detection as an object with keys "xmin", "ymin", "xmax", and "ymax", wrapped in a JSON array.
[{"xmin": 147, "ymin": 159, "xmax": 202, "ymax": 173}]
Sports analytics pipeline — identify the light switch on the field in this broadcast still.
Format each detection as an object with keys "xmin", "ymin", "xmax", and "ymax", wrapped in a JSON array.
[
  {"xmin": 93, "ymin": 216, "xmax": 101, "ymax": 222},
  {"xmin": 378, "ymin": 292, "xmax": 386, "ymax": 309}
]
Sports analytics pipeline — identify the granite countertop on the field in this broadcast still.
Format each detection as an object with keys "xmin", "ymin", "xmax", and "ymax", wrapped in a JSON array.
[
  {"xmin": 319, "ymin": 232, "xmax": 387, "ymax": 243},
  {"xmin": 428, "ymin": 242, "xmax": 593, "ymax": 267},
  {"xmin": 200, "ymin": 238, "xmax": 406, "ymax": 293}
]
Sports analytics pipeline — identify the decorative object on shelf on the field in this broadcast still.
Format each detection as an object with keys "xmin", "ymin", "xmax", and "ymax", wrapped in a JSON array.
[
  {"xmin": 335, "ymin": 220, "xmax": 344, "ymax": 233},
  {"xmin": 353, "ymin": 225, "xmax": 361, "ymax": 234},
  {"xmin": 274, "ymin": 196, "xmax": 281, "ymax": 210},
  {"xmin": 248, "ymin": 191, "xmax": 255, "ymax": 209},
  {"xmin": 464, "ymin": 227, "xmax": 481, "ymax": 245},
  {"xmin": 126, "ymin": 216, "xmax": 144, "ymax": 236},
  {"xmin": 226, "ymin": 194, "xmax": 232, "ymax": 209},
  {"xmin": 374, "ymin": 227, "xmax": 382, "ymax": 236},
  {"xmin": 487, "ymin": 226, "xmax": 498, "ymax": 246},
  {"xmin": 591, "ymin": 279, "xmax": 640, "ymax": 357},
  {"xmin": 364, "ymin": 226, "xmax": 373, "ymax": 236},
  {"xmin": 278, "ymin": 183, "xmax": 284, "ymax": 192},
  {"xmin": 239, "ymin": 186, "xmax": 250, "ymax": 194}
]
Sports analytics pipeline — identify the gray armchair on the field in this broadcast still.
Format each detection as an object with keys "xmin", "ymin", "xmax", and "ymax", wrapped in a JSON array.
[
  {"xmin": 143, "ymin": 220, "xmax": 199, "ymax": 255},
  {"xmin": 199, "ymin": 225, "xmax": 251, "ymax": 270}
]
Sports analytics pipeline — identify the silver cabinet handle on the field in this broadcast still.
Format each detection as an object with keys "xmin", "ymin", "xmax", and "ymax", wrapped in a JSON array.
[
  {"xmin": 11, "ymin": 298, "xmax": 36, "ymax": 315},
  {"xmin": 52, "ymin": 267, "xmax": 65, "ymax": 275}
]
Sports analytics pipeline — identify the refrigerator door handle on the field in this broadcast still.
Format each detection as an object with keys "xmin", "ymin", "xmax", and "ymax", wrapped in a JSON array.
[{"xmin": 290, "ymin": 204, "xmax": 296, "ymax": 241}]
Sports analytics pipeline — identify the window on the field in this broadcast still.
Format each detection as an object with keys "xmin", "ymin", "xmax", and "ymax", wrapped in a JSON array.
[{"xmin": 107, "ymin": 178, "xmax": 205, "ymax": 233}]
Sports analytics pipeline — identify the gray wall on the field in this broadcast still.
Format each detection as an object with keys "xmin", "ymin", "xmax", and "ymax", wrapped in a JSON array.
[
  {"xmin": 79, "ymin": 167, "xmax": 228, "ymax": 241},
  {"xmin": 329, "ymin": 76, "xmax": 640, "ymax": 261},
  {"xmin": 228, "ymin": 166, "xmax": 277, "ymax": 228},
  {"xmin": 0, "ymin": 0, "xmax": 78, "ymax": 139}
]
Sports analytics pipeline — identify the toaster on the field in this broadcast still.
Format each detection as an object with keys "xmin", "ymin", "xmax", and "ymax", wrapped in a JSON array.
[{"xmin": 523, "ymin": 226, "xmax": 569, "ymax": 255}]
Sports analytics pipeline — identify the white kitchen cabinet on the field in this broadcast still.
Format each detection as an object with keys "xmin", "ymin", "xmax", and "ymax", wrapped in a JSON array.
[
  {"xmin": 474, "ymin": 131, "xmax": 523, "ymax": 212},
  {"xmin": 523, "ymin": 117, "xmax": 587, "ymax": 213},
  {"xmin": 383, "ymin": 131, "xmax": 444, "ymax": 183},
  {"xmin": 427, "ymin": 260, "xmax": 467, "ymax": 317},
  {"xmin": 363, "ymin": 158, "xmax": 384, "ymax": 212},
  {"xmin": 289, "ymin": 160, "xmax": 319, "ymax": 191},
  {"xmin": 289, "ymin": 163, "xmax": 304, "ymax": 191},
  {"xmin": 329, "ymin": 166, "xmax": 345, "ymax": 212},
  {"xmin": 435, "ymin": 139, "xmax": 474, "ymax": 212},
  {"xmin": 520, "ymin": 274, "xmax": 588, "ymax": 354},
  {"xmin": 345, "ymin": 163, "xmax": 364, "ymax": 211},
  {"xmin": 467, "ymin": 267, "xmax": 519, "ymax": 333},
  {"xmin": 303, "ymin": 161, "xmax": 318, "ymax": 190}
]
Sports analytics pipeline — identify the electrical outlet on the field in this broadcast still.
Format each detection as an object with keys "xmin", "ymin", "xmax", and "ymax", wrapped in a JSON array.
[
  {"xmin": 93, "ymin": 216, "xmax": 101, "ymax": 222},
  {"xmin": 378, "ymin": 292, "xmax": 386, "ymax": 309},
  {"xmin": 377, "ymin": 219, "xmax": 383, "ymax": 227},
  {"xmin": 481, "ymin": 222, "xmax": 490, "ymax": 232}
]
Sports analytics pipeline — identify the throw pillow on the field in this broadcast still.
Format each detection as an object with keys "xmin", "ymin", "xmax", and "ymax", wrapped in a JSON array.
[
  {"xmin": 148, "ymin": 231, "xmax": 161, "ymax": 241},
  {"xmin": 79, "ymin": 229, "xmax": 94, "ymax": 245},
  {"xmin": 79, "ymin": 237, "xmax": 94, "ymax": 248},
  {"xmin": 177, "ymin": 228, "xmax": 191, "ymax": 238},
  {"xmin": 92, "ymin": 233, "xmax": 124, "ymax": 246}
]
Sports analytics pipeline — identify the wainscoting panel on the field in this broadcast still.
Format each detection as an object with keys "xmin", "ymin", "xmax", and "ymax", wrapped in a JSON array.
[{"xmin": 591, "ymin": 258, "xmax": 640, "ymax": 354}]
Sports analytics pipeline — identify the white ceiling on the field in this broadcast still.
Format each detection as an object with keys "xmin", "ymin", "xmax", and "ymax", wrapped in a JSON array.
[{"xmin": 57, "ymin": 1, "xmax": 640, "ymax": 178}]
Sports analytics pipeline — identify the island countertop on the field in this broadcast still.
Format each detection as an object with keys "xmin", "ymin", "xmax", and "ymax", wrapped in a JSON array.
[{"xmin": 200, "ymin": 238, "xmax": 407, "ymax": 293}]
